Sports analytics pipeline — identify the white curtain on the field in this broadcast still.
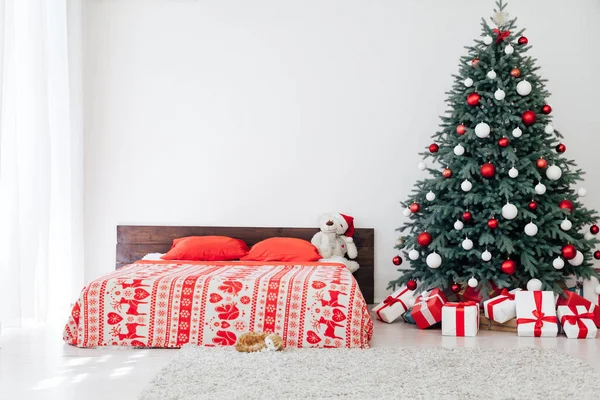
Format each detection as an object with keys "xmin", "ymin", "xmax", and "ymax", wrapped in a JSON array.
[{"xmin": 0, "ymin": 0, "xmax": 84, "ymax": 326}]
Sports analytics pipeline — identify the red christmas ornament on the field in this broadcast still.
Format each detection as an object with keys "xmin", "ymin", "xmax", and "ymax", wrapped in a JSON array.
[
  {"xmin": 409, "ymin": 203, "xmax": 421, "ymax": 213},
  {"xmin": 456, "ymin": 124, "xmax": 467, "ymax": 135},
  {"xmin": 559, "ymin": 199, "xmax": 574, "ymax": 214},
  {"xmin": 541, "ymin": 104, "xmax": 552, "ymax": 114},
  {"xmin": 392, "ymin": 256, "xmax": 402, "ymax": 266},
  {"xmin": 467, "ymin": 93, "xmax": 481, "ymax": 106},
  {"xmin": 510, "ymin": 68, "xmax": 521, "ymax": 78},
  {"xmin": 498, "ymin": 137, "xmax": 510, "ymax": 148},
  {"xmin": 480, "ymin": 163, "xmax": 496, "ymax": 178},
  {"xmin": 501, "ymin": 259, "xmax": 517, "ymax": 275},
  {"xmin": 522, "ymin": 110, "xmax": 537, "ymax": 126},
  {"xmin": 471, "ymin": 58, "xmax": 480, "ymax": 67},
  {"xmin": 487, "ymin": 218, "xmax": 499, "ymax": 229},
  {"xmin": 442, "ymin": 168, "xmax": 453, "ymax": 178},
  {"xmin": 591, "ymin": 225, "xmax": 599, "ymax": 235},
  {"xmin": 561, "ymin": 244, "xmax": 577, "ymax": 260},
  {"xmin": 451, "ymin": 283, "xmax": 461, "ymax": 293},
  {"xmin": 462, "ymin": 211, "xmax": 473, "ymax": 222},
  {"xmin": 536, "ymin": 158, "xmax": 548, "ymax": 169},
  {"xmin": 407, "ymin": 279, "xmax": 417, "ymax": 291},
  {"xmin": 429, "ymin": 143, "xmax": 439, "ymax": 153},
  {"xmin": 556, "ymin": 143, "xmax": 566, "ymax": 153},
  {"xmin": 417, "ymin": 232, "xmax": 433, "ymax": 247},
  {"xmin": 518, "ymin": 36, "xmax": 529, "ymax": 45},
  {"xmin": 528, "ymin": 200, "xmax": 538, "ymax": 211},
  {"xmin": 594, "ymin": 251, "xmax": 600, "ymax": 260}
]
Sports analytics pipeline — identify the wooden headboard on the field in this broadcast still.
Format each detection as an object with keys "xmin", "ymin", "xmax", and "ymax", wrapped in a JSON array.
[{"xmin": 116, "ymin": 225, "xmax": 375, "ymax": 303}]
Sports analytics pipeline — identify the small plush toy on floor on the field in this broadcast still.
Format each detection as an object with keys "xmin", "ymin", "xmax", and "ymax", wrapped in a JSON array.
[{"xmin": 235, "ymin": 332, "xmax": 284, "ymax": 353}]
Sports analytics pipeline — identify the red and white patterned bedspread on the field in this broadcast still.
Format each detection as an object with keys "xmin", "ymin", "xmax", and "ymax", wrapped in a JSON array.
[{"xmin": 64, "ymin": 261, "xmax": 373, "ymax": 348}]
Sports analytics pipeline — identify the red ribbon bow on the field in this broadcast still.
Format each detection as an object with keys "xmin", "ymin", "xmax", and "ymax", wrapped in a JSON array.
[
  {"xmin": 560, "ymin": 307, "xmax": 595, "ymax": 338},
  {"xmin": 376, "ymin": 289, "xmax": 408, "ymax": 321},
  {"xmin": 486, "ymin": 289, "xmax": 515, "ymax": 321},
  {"xmin": 516, "ymin": 291, "xmax": 558, "ymax": 336},
  {"xmin": 445, "ymin": 302, "xmax": 478, "ymax": 336},
  {"xmin": 493, "ymin": 28, "xmax": 511, "ymax": 43}
]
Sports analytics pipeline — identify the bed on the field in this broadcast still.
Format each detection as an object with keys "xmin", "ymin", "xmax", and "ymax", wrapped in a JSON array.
[{"xmin": 64, "ymin": 226, "xmax": 374, "ymax": 349}]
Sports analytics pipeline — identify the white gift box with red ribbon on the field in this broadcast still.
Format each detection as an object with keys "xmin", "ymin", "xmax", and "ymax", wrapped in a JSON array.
[
  {"xmin": 483, "ymin": 288, "xmax": 522, "ymax": 324},
  {"xmin": 372, "ymin": 286, "xmax": 416, "ymax": 323},
  {"xmin": 515, "ymin": 291, "xmax": 558, "ymax": 337},
  {"xmin": 557, "ymin": 305, "xmax": 597, "ymax": 339},
  {"xmin": 442, "ymin": 301, "xmax": 479, "ymax": 337}
]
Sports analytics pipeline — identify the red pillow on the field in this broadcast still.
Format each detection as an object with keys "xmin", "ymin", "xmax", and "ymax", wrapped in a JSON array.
[
  {"xmin": 240, "ymin": 237, "xmax": 321, "ymax": 262},
  {"xmin": 161, "ymin": 236, "xmax": 249, "ymax": 261}
]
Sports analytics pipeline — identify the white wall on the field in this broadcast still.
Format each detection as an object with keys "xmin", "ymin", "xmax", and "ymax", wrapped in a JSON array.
[{"xmin": 84, "ymin": 0, "xmax": 600, "ymax": 302}]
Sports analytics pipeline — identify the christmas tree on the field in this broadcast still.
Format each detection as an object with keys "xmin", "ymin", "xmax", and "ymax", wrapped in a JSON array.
[{"xmin": 389, "ymin": 1, "xmax": 600, "ymax": 297}]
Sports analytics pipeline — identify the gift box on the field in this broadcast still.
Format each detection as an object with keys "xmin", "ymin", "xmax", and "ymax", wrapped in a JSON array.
[
  {"xmin": 401, "ymin": 309, "xmax": 416, "ymax": 324},
  {"xmin": 557, "ymin": 305, "xmax": 597, "ymax": 339},
  {"xmin": 457, "ymin": 282, "xmax": 502, "ymax": 307},
  {"xmin": 563, "ymin": 276, "xmax": 584, "ymax": 296},
  {"xmin": 483, "ymin": 288, "xmax": 521, "ymax": 324},
  {"xmin": 411, "ymin": 288, "xmax": 447, "ymax": 329},
  {"xmin": 515, "ymin": 291, "xmax": 558, "ymax": 337},
  {"xmin": 556, "ymin": 290, "xmax": 600, "ymax": 328},
  {"xmin": 442, "ymin": 301, "xmax": 479, "ymax": 337},
  {"xmin": 372, "ymin": 286, "xmax": 416, "ymax": 323},
  {"xmin": 479, "ymin": 314, "xmax": 518, "ymax": 333}
]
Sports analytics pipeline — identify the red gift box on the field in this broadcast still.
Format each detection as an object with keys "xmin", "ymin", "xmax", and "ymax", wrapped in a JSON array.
[
  {"xmin": 556, "ymin": 290, "xmax": 600, "ymax": 328},
  {"xmin": 412, "ymin": 288, "xmax": 447, "ymax": 329},
  {"xmin": 458, "ymin": 282, "xmax": 502, "ymax": 307}
]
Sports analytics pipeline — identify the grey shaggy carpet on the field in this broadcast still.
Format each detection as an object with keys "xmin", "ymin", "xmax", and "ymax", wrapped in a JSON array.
[{"xmin": 139, "ymin": 346, "xmax": 600, "ymax": 400}]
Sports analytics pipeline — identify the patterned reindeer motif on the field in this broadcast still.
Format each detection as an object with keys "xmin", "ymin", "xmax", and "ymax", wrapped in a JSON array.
[
  {"xmin": 112, "ymin": 323, "xmax": 146, "ymax": 341},
  {"xmin": 317, "ymin": 316, "xmax": 344, "ymax": 339},
  {"xmin": 113, "ymin": 297, "xmax": 147, "ymax": 315},
  {"xmin": 120, "ymin": 279, "xmax": 149, "ymax": 289},
  {"xmin": 315, "ymin": 290, "xmax": 346, "ymax": 308}
]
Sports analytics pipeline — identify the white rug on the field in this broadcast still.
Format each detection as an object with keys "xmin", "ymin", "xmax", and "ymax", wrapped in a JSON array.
[{"xmin": 139, "ymin": 345, "xmax": 600, "ymax": 400}]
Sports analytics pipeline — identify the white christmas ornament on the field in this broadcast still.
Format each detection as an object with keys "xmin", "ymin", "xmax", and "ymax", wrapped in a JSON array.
[
  {"xmin": 524, "ymin": 222, "xmax": 538, "ymax": 237},
  {"xmin": 483, "ymin": 35, "xmax": 493, "ymax": 45},
  {"xmin": 494, "ymin": 89, "xmax": 506, "ymax": 100},
  {"xmin": 475, "ymin": 122, "xmax": 491, "ymax": 138},
  {"xmin": 426, "ymin": 252, "xmax": 442, "ymax": 269},
  {"xmin": 461, "ymin": 180, "xmax": 473, "ymax": 192},
  {"xmin": 468, "ymin": 277, "xmax": 479, "ymax": 288},
  {"xmin": 578, "ymin": 187, "xmax": 587, "ymax": 197},
  {"xmin": 426, "ymin": 191, "xmax": 436, "ymax": 201},
  {"xmin": 487, "ymin": 70, "xmax": 497, "ymax": 79},
  {"xmin": 453, "ymin": 144, "xmax": 465, "ymax": 156},
  {"xmin": 408, "ymin": 249, "xmax": 420, "ymax": 261},
  {"xmin": 512, "ymin": 127, "xmax": 522, "ymax": 138},
  {"xmin": 407, "ymin": 297, "xmax": 416, "ymax": 308},
  {"xmin": 464, "ymin": 77, "xmax": 474, "ymax": 87},
  {"xmin": 526, "ymin": 278, "xmax": 543, "ymax": 291},
  {"xmin": 462, "ymin": 237, "xmax": 474, "ymax": 251},
  {"xmin": 546, "ymin": 165, "xmax": 562, "ymax": 181},
  {"xmin": 560, "ymin": 219, "xmax": 572, "ymax": 231},
  {"xmin": 552, "ymin": 257, "xmax": 565, "ymax": 270},
  {"xmin": 454, "ymin": 220, "xmax": 464, "ymax": 231},
  {"xmin": 403, "ymin": 207, "xmax": 412, "ymax": 217},
  {"xmin": 508, "ymin": 167, "xmax": 519, "ymax": 178},
  {"xmin": 481, "ymin": 250, "xmax": 492, "ymax": 262},
  {"xmin": 516, "ymin": 80, "xmax": 532, "ymax": 96},
  {"xmin": 504, "ymin": 44, "xmax": 514, "ymax": 55},
  {"xmin": 544, "ymin": 124, "xmax": 554, "ymax": 134},
  {"xmin": 568, "ymin": 251, "xmax": 584, "ymax": 266},
  {"xmin": 595, "ymin": 285, "xmax": 600, "ymax": 295},
  {"xmin": 535, "ymin": 182, "xmax": 547, "ymax": 195},
  {"xmin": 585, "ymin": 232, "xmax": 595, "ymax": 241},
  {"xmin": 418, "ymin": 162, "xmax": 427, "ymax": 171},
  {"xmin": 502, "ymin": 203, "xmax": 518, "ymax": 220}
]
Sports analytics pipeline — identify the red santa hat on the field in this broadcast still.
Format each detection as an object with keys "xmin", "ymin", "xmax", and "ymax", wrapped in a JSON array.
[{"xmin": 335, "ymin": 213, "xmax": 355, "ymax": 237}]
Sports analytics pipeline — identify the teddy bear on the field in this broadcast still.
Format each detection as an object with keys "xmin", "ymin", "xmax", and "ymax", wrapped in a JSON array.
[{"xmin": 311, "ymin": 213, "xmax": 359, "ymax": 273}]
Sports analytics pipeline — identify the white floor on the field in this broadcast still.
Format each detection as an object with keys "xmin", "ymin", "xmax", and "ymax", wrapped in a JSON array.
[{"xmin": 1, "ymin": 312, "xmax": 599, "ymax": 400}]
